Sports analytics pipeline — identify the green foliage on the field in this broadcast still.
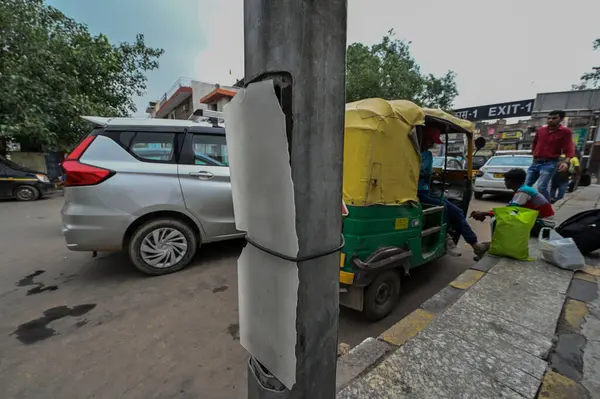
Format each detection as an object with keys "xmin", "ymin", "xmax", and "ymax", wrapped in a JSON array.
[
  {"xmin": 346, "ymin": 30, "xmax": 458, "ymax": 110},
  {"xmin": 573, "ymin": 38, "xmax": 600, "ymax": 90},
  {"xmin": 0, "ymin": 0, "xmax": 164, "ymax": 150}
]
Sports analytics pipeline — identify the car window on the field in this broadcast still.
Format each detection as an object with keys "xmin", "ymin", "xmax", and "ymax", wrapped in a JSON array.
[
  {"xmin": 473, "ymin": 156, "xmax": 487, "ymax": 165},
  {"xmin": 433, "ymin": 158, "xmax": 461, "ymax": 169},
  {"xmin": 135, "ymin": 151, "xmax": 172, "ymax": 161},
  {"xmin": 449, "ymin": 160, "xmax": 461, "ymax": 169},
  {"xmin": 0, "ymin": 163, "xmax": 6, "ymax": 176},
  {"xmin": 193, "ymin": 134, "xmax": 228, "ymax": 166},
  {"xmin": 0, "ymin": 156, "xmax": 24, "ymax": 171},
  {"xmin": 120, "ymin": 132, "xmax": 176, "ymax": 162},
  {"xmin": 486, "ymin": 156, "xmax": 532, "ymax": 167}
]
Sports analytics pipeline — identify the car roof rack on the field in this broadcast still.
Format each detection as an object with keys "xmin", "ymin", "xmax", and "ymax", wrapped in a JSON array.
[
  {"xmin": 188, "ymin": 109, "xmax": 225, "ymax": 128},
  {"xmin": 81, "ymin": 110, "xmax": 227, "ymax": 130}
]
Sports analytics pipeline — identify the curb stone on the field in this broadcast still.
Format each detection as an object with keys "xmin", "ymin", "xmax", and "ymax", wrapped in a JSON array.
[
  {"xmin": 335, "ymin": 338, "xmax": 394, "ymax": 392},
  {"xmin": 335, "ymin": 255, "xmax": 599, "ymax": 398},
  {"xmin": 538, "ymin": 185, "xmax": 600, "ymax": 398},
  {"xmin": 335, "ymin": 186, "xmax": 600, "ymax": 397},
  {"xmin": 335, "ymin": 255, "xmax": 502, "ymax": 394},
  {"xmin": 541, "ymin": 266, "xmax": 598, "ymax": 398}
]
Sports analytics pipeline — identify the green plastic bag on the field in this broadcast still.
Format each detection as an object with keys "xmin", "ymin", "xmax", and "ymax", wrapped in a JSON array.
[{"xmin": 489, "ymin": 206, "xmax": 539, "ymax": 260}]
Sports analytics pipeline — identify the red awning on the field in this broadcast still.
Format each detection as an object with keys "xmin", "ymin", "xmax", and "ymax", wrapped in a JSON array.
[{"xmin": 200, "ymin": 88, "xmax": 238, "ymax": 104}]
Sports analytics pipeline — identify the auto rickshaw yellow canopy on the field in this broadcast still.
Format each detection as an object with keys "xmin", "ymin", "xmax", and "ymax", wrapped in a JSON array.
[
  {"xmin": 421, "ymin": 107, "xmax": 475, "ymax": 135},
  {"xmin": 343, "ymin": 98, "xmax": 425, "ymax": 206}
]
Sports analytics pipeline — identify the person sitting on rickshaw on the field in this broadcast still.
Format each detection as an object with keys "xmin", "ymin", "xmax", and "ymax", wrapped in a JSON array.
[
  {"xmin": 469, "ymin": 168, "xmax": 555, "ymax": 236},
  {"xmin": 418, "ymin": 126, "xmax": 490, "ymax": 258}
]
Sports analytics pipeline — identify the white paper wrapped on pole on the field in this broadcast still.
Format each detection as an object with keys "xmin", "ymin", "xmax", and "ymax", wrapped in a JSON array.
[{"xmin": 224, "ymin": 80, "xmax": 299, "ymax": 389}]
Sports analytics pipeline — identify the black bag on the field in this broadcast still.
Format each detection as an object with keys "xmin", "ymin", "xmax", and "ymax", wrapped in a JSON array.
[
  {"xmin": 556, "ymin": 209, "xmax": 600, "ymax": 254},
  {"xmin": 579, "ymin": 173, "xmax": 591, "ymax": 187}
]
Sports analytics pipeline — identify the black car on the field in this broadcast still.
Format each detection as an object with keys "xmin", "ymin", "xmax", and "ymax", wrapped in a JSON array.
[{"xmin": 0, "ymin": 156, "xmax": 56, "ymax": 201}]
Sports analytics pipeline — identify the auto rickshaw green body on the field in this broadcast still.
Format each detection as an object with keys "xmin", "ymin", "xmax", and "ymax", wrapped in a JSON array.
[{"xmin": 338, "ymin": 99, "xmax": 476, "ymax": 321}]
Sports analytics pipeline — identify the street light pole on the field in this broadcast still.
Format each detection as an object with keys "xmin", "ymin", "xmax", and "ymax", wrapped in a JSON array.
[{"xmin": 242, "ymin": 1, "xmax": 347, "ymax": 398}]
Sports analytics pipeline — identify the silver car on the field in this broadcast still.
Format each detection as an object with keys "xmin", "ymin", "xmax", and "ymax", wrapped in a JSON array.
[
  {"xmin": 473, "ymin": 154, "xmax": 533, "ymax": 199},
  {"xmin": 61, "ymin": 116, "xmax": 242, "ymax": 275}
]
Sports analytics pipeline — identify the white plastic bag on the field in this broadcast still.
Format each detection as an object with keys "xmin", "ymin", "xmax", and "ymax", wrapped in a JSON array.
[{"xmin": 538, "ymin": 228, "xmax": 585, "ymax": 270}]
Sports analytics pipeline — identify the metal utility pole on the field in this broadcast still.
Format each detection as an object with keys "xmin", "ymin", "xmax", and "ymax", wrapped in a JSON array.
[{"xmin": 243, "ymin": 1, "xmax": 347, "ymax": 398}]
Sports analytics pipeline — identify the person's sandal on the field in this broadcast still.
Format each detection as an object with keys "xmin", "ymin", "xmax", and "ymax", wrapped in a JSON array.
[
  {"xmin": 473, "ymin": 242, "xmax": 490, "ymax": 259},
  {"xmin": 445, "ymin": 234, "xmax": 462, "ymax": 257}
]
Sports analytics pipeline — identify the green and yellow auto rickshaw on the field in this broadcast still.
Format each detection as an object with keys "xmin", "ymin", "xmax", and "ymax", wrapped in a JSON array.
[{"xmin": 338, "ymin": 98, "xmax": 481, "ymax": 321}]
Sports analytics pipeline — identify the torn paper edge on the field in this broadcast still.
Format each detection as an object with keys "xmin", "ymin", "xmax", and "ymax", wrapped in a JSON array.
[{"xmin": 224, "ymin": 80, "xmax": 299, "ymax": 389}]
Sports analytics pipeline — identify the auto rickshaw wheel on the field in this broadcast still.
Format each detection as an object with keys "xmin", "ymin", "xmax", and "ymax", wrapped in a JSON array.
[{"xmin": 363, "ymin": 270, "xmax": 401, "ymax": 321}]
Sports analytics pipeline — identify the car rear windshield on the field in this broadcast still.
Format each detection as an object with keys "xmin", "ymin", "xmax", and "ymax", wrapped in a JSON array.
[{"xmin": 487, "ymin": 156, "xmax": 532, "ymax": 166}]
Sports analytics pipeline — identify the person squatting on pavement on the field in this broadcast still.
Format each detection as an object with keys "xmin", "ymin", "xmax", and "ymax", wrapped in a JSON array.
[
  {"xmin": 526, "ymin": 110, "xmax": 574, "ymax": 202},
  {"xmin": 418, "ymin": 126, "xmax": 490, "ymax": 259},
  {"xmin": 470, "ymin": 168, "xmax": 555, "ymax": 237}
]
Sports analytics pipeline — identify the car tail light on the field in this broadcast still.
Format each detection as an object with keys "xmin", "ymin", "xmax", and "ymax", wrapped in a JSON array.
[
  {"xmin": 62, "ymin": 136, "xmax": 114, "ymax": 187},
  {"xmin": 475, "ymin": 170, "xmax": 484, "ymax": 177},
  {"xmin": 66, "ymin": 136, "xmax": 96, "ymax": 160}
]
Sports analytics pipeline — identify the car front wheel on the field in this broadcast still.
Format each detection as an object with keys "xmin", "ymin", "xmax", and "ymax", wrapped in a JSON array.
[
  {"xmin": 128, "ymin": 218, "xmax": 198, "ymax": 276},
  {"xmin": 474, "ymin": 192, "xmax": 484, "ymax": 200},
  {"xmin": 14, "ymin": 185, "xmax": 40, "ymax": 201}
]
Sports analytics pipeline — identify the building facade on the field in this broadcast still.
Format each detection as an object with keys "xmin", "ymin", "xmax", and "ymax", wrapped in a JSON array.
[{"xmin": 147, "ymin": 78, "xmax": 238, "ymax": 120}]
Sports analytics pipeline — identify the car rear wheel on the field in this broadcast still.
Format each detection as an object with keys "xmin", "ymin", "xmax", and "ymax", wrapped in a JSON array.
[
  {"xmin": 128, "ymin": 218, "xmax": 198, "ymax": 276},
  {"xmin": 14, "ymin": 185, "xmax": 40, "ymax": 201},
  {"xmin": 474, "ymin": 192, "xmax": 484, "ymax": 200},
  {"xmin": 362, "ymin": 270, "xmax": 401, "ymax": 321}
]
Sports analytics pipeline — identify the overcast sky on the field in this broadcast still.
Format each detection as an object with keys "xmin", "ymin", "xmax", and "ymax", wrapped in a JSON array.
[{"xmin": 49, "ymin": 0, "xmax": 599, "ymax": 113}]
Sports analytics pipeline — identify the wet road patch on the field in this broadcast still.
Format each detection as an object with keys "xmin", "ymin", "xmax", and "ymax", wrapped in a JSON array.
[
  {"xmin": 26, "ymin": 285, "xmax": 58, "ymax": 295},
  {"xmin": 17, "ymin": 270, "xmax": 59, "ymax": 296},
  {"xmin": 12, "ymin": 304, "xmax": 97, "ymax": 345},
  {"xmin": 17, "ymin": 270, "xmax": 45, "ymax": 286},
  {"xmin": 226, "ymin": 323, "xmax": 240, "ymax": 340}
]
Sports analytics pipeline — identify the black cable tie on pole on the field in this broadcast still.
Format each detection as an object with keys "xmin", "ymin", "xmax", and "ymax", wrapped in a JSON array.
[{"xmin": 245, "ymin": 234, "xmax": 345, "ymax": 263}]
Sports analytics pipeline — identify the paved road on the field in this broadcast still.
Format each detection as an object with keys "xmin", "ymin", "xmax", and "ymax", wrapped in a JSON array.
[{"xmin": 0, "ymin": 194, "xmax": 505, "ymax": 399}]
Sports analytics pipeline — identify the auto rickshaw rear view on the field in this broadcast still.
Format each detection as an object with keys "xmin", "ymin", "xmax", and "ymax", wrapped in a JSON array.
[{"xmin": 339, "ymin": 98, "xmax": 479, "ymax": 321}]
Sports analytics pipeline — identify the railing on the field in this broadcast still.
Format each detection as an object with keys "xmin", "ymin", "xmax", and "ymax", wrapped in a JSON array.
[{"xmin": 158, "ymin": 77, "xmax": 194, "ymax": 108}]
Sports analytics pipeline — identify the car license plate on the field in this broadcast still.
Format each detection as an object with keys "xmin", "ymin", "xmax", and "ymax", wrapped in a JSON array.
[{"xmin": 493, "ymin": 173, "xmax": 504, "ymax": 178}]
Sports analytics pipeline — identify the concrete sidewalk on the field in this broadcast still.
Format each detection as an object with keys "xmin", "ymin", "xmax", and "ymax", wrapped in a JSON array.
[{"xmin": 336, "ymin": 185, "xmax": 600, "ymax": 399}]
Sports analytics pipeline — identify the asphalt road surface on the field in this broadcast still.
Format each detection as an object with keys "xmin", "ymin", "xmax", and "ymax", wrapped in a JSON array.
[{"xmin": 0, "ymin": 193, "xmax": 505, "ymax": 399}]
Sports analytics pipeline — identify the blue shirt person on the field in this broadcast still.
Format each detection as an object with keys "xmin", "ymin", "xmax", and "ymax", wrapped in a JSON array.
[
  {"xmin": 417, "ymin": 126, "xmax": 488, "ymax": 258},
  {"xmin": 418, "ymin": 150, "xmax": 433, "ymax": 192}
]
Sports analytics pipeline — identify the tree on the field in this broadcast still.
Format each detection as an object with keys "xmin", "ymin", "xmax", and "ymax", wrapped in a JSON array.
[
  {"xmin": 0, "ymin": 0, "xmax": 164, "ymax": 151},
  {"xmin": 346, "ymin": 30, "xmax": 458, "ymax": 109},
  {"xmin": 573, "ymin": 38, "xmax": 600, "ymax": 90}
]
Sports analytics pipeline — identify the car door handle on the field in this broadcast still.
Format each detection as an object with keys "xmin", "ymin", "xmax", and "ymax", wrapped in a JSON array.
[{"xmin": 189, "ymin": 171, "xmax": 214, "ymax": 180}]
